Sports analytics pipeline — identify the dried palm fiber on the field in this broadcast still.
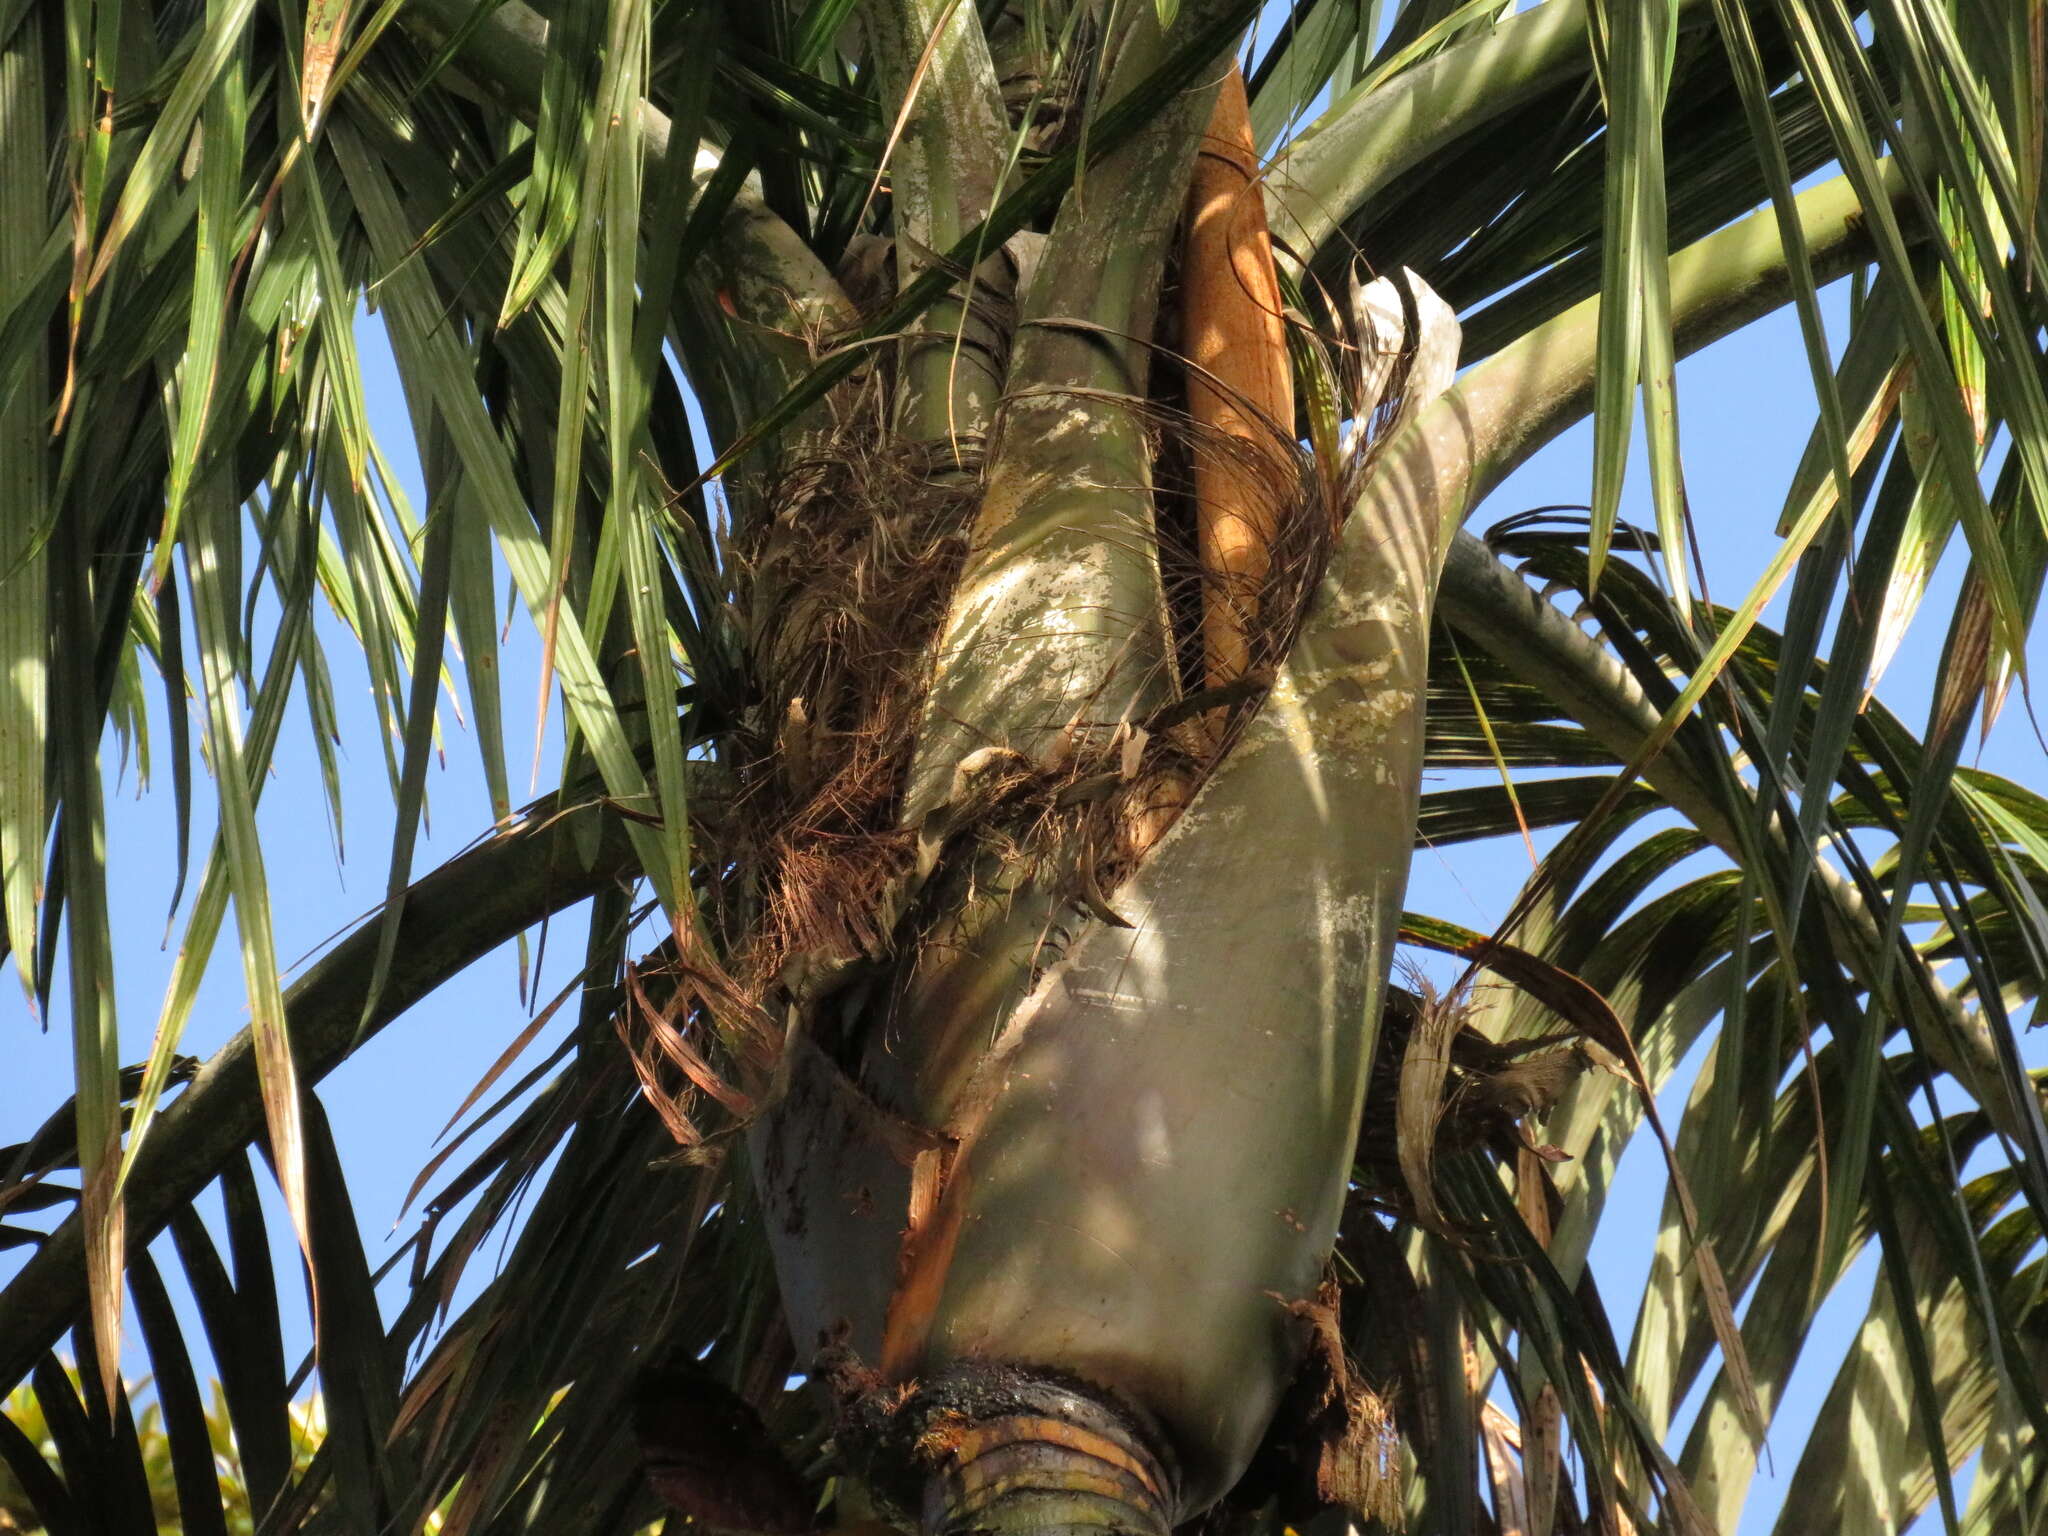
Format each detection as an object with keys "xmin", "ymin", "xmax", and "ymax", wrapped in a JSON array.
[{"xmin": 619, "ymin": 421, "xmax": 977, "ymax": 1103}]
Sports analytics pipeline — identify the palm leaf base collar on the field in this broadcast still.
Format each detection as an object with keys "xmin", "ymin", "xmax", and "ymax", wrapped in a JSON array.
[{"xmin": 824, "ymin": 1358, "xmax": 1178, "ymax": 1536}]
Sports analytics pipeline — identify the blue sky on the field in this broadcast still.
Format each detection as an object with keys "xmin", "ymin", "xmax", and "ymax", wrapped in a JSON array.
[{"xmin": 5, "ymin": 259, "xmax": 2043, "ymax": 1532}]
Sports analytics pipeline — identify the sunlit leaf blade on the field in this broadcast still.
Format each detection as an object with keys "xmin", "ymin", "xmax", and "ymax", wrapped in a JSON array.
[
  {"xmin": 601, "ymin": 0, "xmax": 694, "ymax": 910},
  {"xmin": 1349, "ymin": 0, "xmax": 1508, "ymax": 106},
  {"xmin": 118, "ymin": 478, "xmax": 322, "ymax": 1193},
  {"xmin": 531, "ymin": 0, "xmax": 646, "ymax": 762},
  {"xmin": 1769, "ymin": 1168, "xmax": 2030, "ymax": 1536},
  {"xmin": 298, "ymin": 163, "xmax": 374, "ymax": 494},
  {"xmin": 52, "ymin": 520, "xmax": 122, "ymax": 1407},
  {"xmin": 1441, "ymin": 514, "xmax": 2048, "ymax": 1515},
  {"xmin": 84, "ymin": 0, "xmax": 263, "ymax": 292},
  {"xmin": 1766, "ymin": 0, "xmax": 2031, "ymax": 668},
  {"xmin": 356, "ymin": 487, "xmax": 454, "ymax": 1037},
  {"xmin": 498, "ymin": 0, "xmax": 603, "ymax": 323},
  {"xmin": 444, "ymin": 463, "xmax": 512, "ymax": 833},
  {"xmin": 329, "ymin": 118, "xmax": 673, "ymax": 906},
  {"xmin": 1584, "ymin": 0, "xmax": 1679, "ymax": 602},
  {"xmin": 182, "ymin": 488, "xmax": 317, "ymax": 1300},
  {"xmin": 155, "ymin": 0, "xmax": 250, "ymax": 588},
  {"xmin": 1736, "ymin": 291, "xmax": 1907, "ymax": 928},
  {"xmin": 0, "ymin": 13, "xmax": 49, "ymax": 1003},
  {"xmin": 1705, "ymin": 0, "xmax": 1857, "ymax": 549},
  {"xmin": 1866, "ymin": 360, "xmax": 1966, "ymax": 702}
]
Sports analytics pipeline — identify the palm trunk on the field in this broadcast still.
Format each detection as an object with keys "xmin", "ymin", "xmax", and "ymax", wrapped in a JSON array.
[{"xmin": 753, "ymin": 204, "xmax": 1462, "ymax": 1522}]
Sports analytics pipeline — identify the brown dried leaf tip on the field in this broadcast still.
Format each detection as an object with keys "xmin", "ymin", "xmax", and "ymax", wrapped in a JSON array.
[{"xmin": 1354, "ymin": 979, "xmax": 1591, "ymax": 1227}]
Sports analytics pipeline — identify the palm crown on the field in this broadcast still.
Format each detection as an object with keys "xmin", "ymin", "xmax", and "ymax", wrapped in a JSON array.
[{"xmin": 3, "ymin": 0, "xmax": 2048, "ymax": 1529}]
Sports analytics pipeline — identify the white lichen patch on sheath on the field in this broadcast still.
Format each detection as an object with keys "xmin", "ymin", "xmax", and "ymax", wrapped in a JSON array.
[
  {"xmin": 1028, "ymin": 399, "xmax": 1121, "ymax": 443},
  {"xmin": 973, "ymin": 418, "xmax": 1129, "ymax": 541},
  {"xmin": 1134, "ymin": 1089, "xmax": 1175, "ymax": 1170},
  {"xmin": 1298, "ymin": 575, "xmax": 1421, "ymax": 658},
  {"xmin": 1308, "ymin": 685, "xmax": 1420, "ymax": 782},
  {"xmin": 1158, "ymin": 793, "xmax": 1249, "ymax": 844},
  {"xmin": 907, "ymin": 518, "xmax": 1167, "ymax": 819},
  {"xmin": 1312, "ymin": 889, "xmax": 1379, "ymax": 947},
  {"xmin": 944, "ymin": 538, "xmax": 1135, "ymax": 668}
]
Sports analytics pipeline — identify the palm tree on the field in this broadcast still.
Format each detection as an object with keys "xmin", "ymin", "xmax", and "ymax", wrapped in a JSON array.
[{"xmin": 4, "ymin": 0, "xmax": 2048, "ymax": 1526}]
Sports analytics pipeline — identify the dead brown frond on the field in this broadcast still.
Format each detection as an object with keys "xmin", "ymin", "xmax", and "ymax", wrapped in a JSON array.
[{"xmin": 1352, "ymin": 974, "xmax": 1593, "ymax": 1231}]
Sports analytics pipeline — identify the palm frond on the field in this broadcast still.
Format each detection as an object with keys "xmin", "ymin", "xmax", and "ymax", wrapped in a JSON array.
[{"xmin": 6, "ymin": 0, "xmax": 2048, "ymax": 1529}]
